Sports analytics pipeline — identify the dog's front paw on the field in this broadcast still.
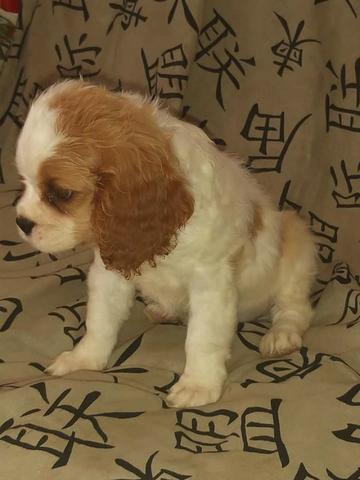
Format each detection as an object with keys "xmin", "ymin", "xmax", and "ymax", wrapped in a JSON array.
[
  {"xmin": 46, "ymin": 350, "xmax": 107, "ymax": 376},
  {"xmin": 259, "ymin": 328, "xmax": 302, "ymax": 357},
  {"xmin": 166, "ymin": 375, "xmax": 223, "ymax": 408}
]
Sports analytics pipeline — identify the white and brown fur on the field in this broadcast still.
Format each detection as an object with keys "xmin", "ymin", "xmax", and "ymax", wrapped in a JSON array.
[{"xmin": 15, "ymin": 80, "xmax": 317, "ymax": 407}]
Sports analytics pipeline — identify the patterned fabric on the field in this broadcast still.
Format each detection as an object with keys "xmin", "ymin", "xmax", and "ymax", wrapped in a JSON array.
[
  {"xmin": 0, "ymin": 9, "xmax": 17, "ymax": 67},
  {"xmin": 0, "ymin": 1, "xmax": 359, "ymax": 478}
]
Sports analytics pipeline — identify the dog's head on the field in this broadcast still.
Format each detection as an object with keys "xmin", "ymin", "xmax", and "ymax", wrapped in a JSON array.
[{"xmin": 15, "ymin": 80, "xmax": 194, "ymax": 277}]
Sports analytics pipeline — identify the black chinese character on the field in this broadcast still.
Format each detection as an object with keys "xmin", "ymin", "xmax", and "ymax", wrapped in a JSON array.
[
  {"xmin": 0, "ymin": 383, "xmax": 143, "ymax": 469},
  {"xmin": 278, "ymin": 180, "xmax": 303, "ymax": 211},
  {"xmin": 311, "ymin": 262, "xmax": 360, "ymax": 308},
  {"xmin": 107, "ymin": 1, "xmax": 147, "ymax": 34},
  {"xmin": 0, "ymin": 238, "xmax": 57, "ymax": 265},
  {"xmin": 326, "ymin": 59, "xmax": 360, "ymax": 132},
  {"xmin": 141, "ymin": 44, "xmax": 188, "ymax": 100},
  {"xmin": 0, "ymin": 297, "xmax": 22, "ymax": 332},
  {"xmin": 330, "ymin": 262, "xmax": 360, "ymax": 285},
  {"xmin": 30, "ymin": 265, "xmax": 86, "ymax": 284},
  {"xmin": 105, "ymin": 334, "xmax": 149, "ymax": 379},
  {"xmin": 0, "ymin": 67, "xmax": 27, "ymax": 127},
  {"xmin": 293, "ymin": 463, "xmax": 320, "ymax": 480},
  {"xmin": 294, "ymin": 463, "xmax": 360, "ymax": 480},
  {"xmin": 309, "ymin": 211, "xmax": 338, "ymax": 263},
  {"xmin": 114, "ymin": 450, "xmax": 191, "ymax": 479},
  {"xmin": 337, "ymin": 383, "xmax": 360, "ymax": 406},
  {"xmin": 333, "ymin": 423, "xmax": 360, "ymax": 444},
  {"xmin": 48, "ymin": 301, "xmax": 87, "ymax": 345},
  {"xmin": 175, "ymin": 408, "xmax": 239, "ymax": 454},
  {"xmin": 243, "ymin": 349, "xmax": 359, "ymax": 388},
  {"xmin": 316, "ymin": 242, "xmax": 335, "ymax": 263},
  {"xmin": 1, "ymin": 239, "xmax": 38, "ymax": 262},
  {"xmin": 0, "ymin": 419, "xmax": 83, "ymax": 469},
  {"xmin": 241, "ymin": 104, "xmax": 311, "ymax": 173},
  {"xmin": 241, "ymin": 348, "xmax": 337, "ymax": 388},
  {"xmin": 0, "ymin": 15, "xmax": 16, "ymax": 60},
  {"xmin": 237, "ymin": 319, "xmax": 269, "ymax": 352},
  {"xmin": 154, "ymin": 0, "xmax": 198, "ymax": 32},
  {"xmin": 241, "ymin": 398, "xmax": 289, "ymax": 467},
  {"xmin": 55, "ymin": 34, "xmax": 101, "ymax": 78},
  {"xmin": 331, "ymin": 289, "xmax": 360, "ymax": 328},
  {"xmin": 309, "ymin": 211, "xmax": 338, "ymax": 241},
  {"xmin": 52, "ymin": 0, "xmax": 89, "ymax": 21},
  {"xmin": 330, "ymin": 159, "xmax": 360, "ymax": 208},
  {"xmin": 272, "ymin": 12, "xmax": 320, "ymax": 77},
  {"xmin": 0, "ymin": 68, "xmax": 44, "ymax": 128},
  {"xmin": 154, "ymin": 373, "xmax": 180, "ymax": 396},
  {"xmin": 195, "ymin": 9, "xmax": 255, "ymax": 110},
  {"xmin": 6, "ymin": 2, "xmax": 40, "ymax": 60}
]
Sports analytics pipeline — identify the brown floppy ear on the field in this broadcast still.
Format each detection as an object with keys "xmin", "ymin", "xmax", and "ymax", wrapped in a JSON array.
[{"xmin": 92, "ymin": 127, "xmax": 194, "ymax": 279}]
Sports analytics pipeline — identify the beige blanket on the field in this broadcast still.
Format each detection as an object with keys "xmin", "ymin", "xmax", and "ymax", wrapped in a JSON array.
[{"xmin": 0, "ymin": 2, "xmax": 359, "ymax": 478}]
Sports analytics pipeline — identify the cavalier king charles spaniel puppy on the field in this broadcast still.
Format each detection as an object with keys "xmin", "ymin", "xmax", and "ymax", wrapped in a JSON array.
[{"xmin": 15, "ymin": 80, "xmax": 317, "ymax": 407}]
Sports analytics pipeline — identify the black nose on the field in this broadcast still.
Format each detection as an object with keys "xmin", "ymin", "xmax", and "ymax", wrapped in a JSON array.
[{"xmin": 16, "ymin": 216, "xmax": 35, "ymax": 235}]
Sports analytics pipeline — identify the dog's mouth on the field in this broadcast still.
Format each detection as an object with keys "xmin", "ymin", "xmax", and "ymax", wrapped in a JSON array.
[{"xmin": 18, "ymin": 222, "xmax": 83, "ymax": 254}]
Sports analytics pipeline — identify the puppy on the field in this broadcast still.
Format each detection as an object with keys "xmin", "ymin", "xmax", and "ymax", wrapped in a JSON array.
[{"xmin": 15, "ymin": 80, "xmax": 317, "ymax": 408}]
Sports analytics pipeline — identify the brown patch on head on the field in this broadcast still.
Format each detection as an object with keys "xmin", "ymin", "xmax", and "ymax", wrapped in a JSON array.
[
  {"xmin": 38, "ymin": 142, "xmax": 98, "ymax": 244},
  {"xmin": 43, "ymin": 80, "xmax": 194, "ymax": 277}
]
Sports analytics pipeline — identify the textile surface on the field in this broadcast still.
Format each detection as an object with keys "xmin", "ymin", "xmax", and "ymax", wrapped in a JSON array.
[{"xmin": 0, "ymin": 2, "xmax": 359, "ymax": 479}]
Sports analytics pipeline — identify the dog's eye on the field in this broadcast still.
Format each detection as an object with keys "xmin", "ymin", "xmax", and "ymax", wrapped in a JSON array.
[
  {"xmin": 47, "ymin": 188, "xmax": 73, "ymax": 203},
  {"xmin": 56, "ymin": 188, "xmax": 73, "ymax": 201}
]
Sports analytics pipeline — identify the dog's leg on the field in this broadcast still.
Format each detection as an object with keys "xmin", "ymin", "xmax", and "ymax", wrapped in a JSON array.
[
  {"xmin": 167, "ymin": 264, "xmax": 237, "ymax": 408},
  {"xmin": 47, "ymin": 252, "xmax": 135, "ymax": 376},
  {"xmin": 259, "ymin": 212, "xmax": 317, "ymax": 357}
]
